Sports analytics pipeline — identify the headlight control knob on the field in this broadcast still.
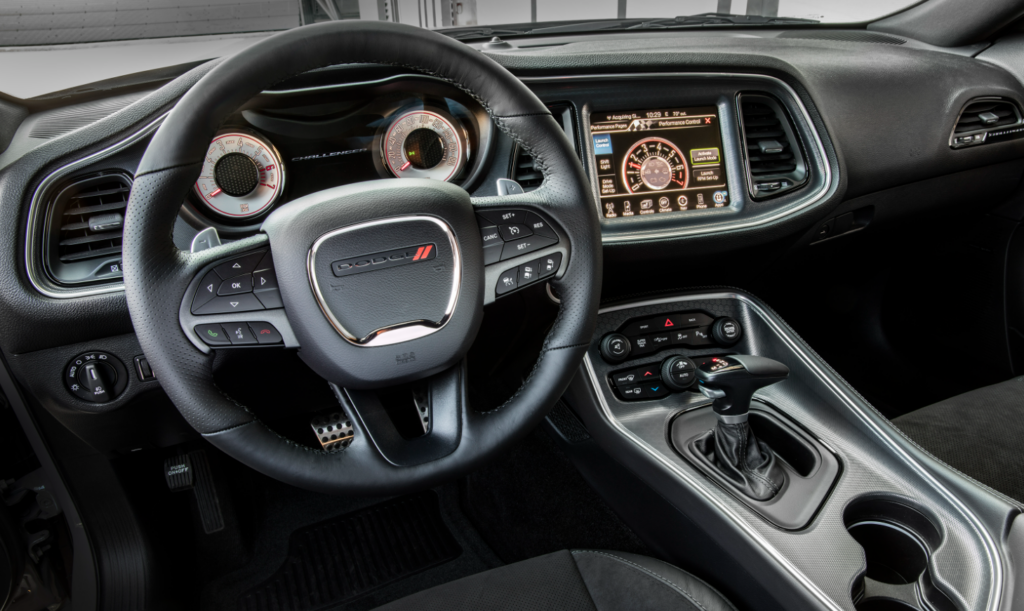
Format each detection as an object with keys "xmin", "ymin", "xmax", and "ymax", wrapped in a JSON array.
[
  {"xmin": 65, "ymin": 352, "xmax": 129, "ymax": 404},
  {"xmin": 599, "ymin": 333, "xmax": 631, "ymax": 363}
]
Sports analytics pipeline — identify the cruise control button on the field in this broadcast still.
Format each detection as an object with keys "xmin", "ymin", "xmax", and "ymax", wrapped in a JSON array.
[
  {"xmin": 253, "ymin": 268, "xmax": 278, "ymax": 291},
  {"xmin": 478, "ymin": 209, "xmax": 526, "ymax": 226},
  {"xmin": 195, "ymin": 324, "xmax": 231, "ymax": 346},
  {"xmin": 538, "ymin": 252, "xmax": 561, "ymax": 278},
  {"xmin": 214, "ymin": 251, "xmax": 266, "ymax": 279},
  {"xmin": 192, "ymin": 294, "xmax": 265, "ymax": 315},
  {"xmin": 254, "ymin": 288, "xmax": 283, "ymax": 309},
  {"xmin": 222, "ymin": 322, "xmax": 257, "ymax": 345},
  {"xmin": 499, "ymin": 223, "xmax": 533, "ymax": 241},
  {"xmin": 525, "ymin": 213, "xmax": 557, "ymax": 239},
  {"xmin": 248, "ymin": 322, "xmax": 283, "ymax": 344},
  {"xmin": 500, "ymin": 236, "xmax": 557, "ymax": 261},
  {"xmin": 218, "ymin": 274, "xmax": 252, "ymax": 296},
  {"xmin": 518, "ymin": 261, "xmax": 539, "ymax": 285},
  {"xmin": 496, "ymin": 268, "xmax": 518, "ymax": 296},
  {"xmin": 192, "ymin": 270, "xmax": 221, "ymax": 312},
  {"xmin": 483, "ymin": 242, "xmax": 503, "ymax": 265},
  {"xmin": 480, "ymin": 225, "xmax": 502, "ymax": 247}
]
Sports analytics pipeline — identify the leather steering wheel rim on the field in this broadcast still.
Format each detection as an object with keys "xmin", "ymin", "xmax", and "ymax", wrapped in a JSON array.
[{"xmin": 123, "ymin": 20, "xmax": 601, "ymax": 495}]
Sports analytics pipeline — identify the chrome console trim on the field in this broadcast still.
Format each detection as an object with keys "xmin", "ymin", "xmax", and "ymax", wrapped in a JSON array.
[
  {"xmin": 585, "ymin": 291, "xmax": 1003, "ymax": 611},
  {"xmin": 24, "ymin": 113, "xmax": 167, "ymax": 299},
  {"xmin": 520, "ymin": 73, "xmax": 835, "ymax": 244}
]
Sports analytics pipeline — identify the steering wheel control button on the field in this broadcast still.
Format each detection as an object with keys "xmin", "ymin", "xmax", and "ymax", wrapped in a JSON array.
[
  {"xmin": 222, "ymin": 323, "xmax": 258, "ymax": 345},
  {"xmin": 499, "ymin": 223, "xmax": 533, "ymax": 241},
  {"xmin": 254, "ymin": 289, "xmax": 283, "ymax": 309},
  {"xmin": 518, "ymin": 261, "xmax": 539, "ymax": 285},
  {"xmin": 496, "ymin": 269, "xmax": 519, "ymax": 296},
  {"xmin": 600, "ymin": 333, "xmax": 631, "ymax": 363},
  {"xmin": 525, "ymin": 213, "xmax": 558, "ymax": 240},
  {"xmin": 218, "ymin": 274, "xmax": 253, "ymax": 296},
  {"xmin": 191, "ymin": 270, "xmax": 222, "ymax": 312},
  {"xmin": 500, "ymin": 236, "xmax": 557, "ymax": 261},
  {"xmin": 712, "ymin": 317, "xmax": 743, "ymax": 346},
  {"xmin": 248, "ymin": 322, "xmax": 283, "ymax": 344},
  {"xmin": 478, "ymin": 209, "xmax": 526, "ymax": 226},
  {"xmin": 480, "ymin": 225, "xmax": 502, "ymax": 247},
  {"xmin": 192, "ymin": 293, "xmax": 265, "ymax": 315},
  {"xmin": 195, "ymin": 324, "xmax": 231, "ymax": 346},
  {"xmin": 64, "ymin": 352, "xmax": 129, "ymax": 404},
  {"xmin": 538, "ymin": 252, "xmax": 561, "ymax": 278},
  {"xmin": 253, "ymin": 269, "xmax": 278, "ymax": 291},
  {"xmin": 214, "ymin": 251, "xmax": 266, "ymax": 279}
]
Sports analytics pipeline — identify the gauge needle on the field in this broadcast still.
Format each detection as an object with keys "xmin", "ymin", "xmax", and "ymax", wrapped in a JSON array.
[
  {"xmin": 400, "ymin": 161, "xmax": 412, "ymax": 171},
  {"xmin": 209, "ymin": 188, "xmax": 222, "ymax": 197},
  {"xmin": 629, "ymin": 162, "xmax": 641, "ymax": 169}
]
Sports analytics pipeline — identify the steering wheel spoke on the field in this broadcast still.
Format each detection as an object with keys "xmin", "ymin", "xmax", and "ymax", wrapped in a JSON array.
[{"xmin": 334, "ymin": 362, "xmax": 465, "ymax": 467}]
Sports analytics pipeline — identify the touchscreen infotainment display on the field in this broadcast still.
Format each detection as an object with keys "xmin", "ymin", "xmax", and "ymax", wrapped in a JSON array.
[{"xmin": 589, "ymin": 107, "xmax": 729, "ymax": 219}]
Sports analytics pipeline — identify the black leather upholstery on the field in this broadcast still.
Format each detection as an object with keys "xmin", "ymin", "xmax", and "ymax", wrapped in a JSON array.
[
  {"xmin": 371, "ymin": 550, "xmax": 737, "ymax": 611},
  {"xmin": 123, "ymin": 21, "xmax": 601, "ymax": 494}
]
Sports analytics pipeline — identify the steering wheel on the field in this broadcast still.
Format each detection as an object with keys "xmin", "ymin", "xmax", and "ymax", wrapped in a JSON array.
[{"xmin": 123, "ymin": 21, "xmax": 601, "ymax": 494}]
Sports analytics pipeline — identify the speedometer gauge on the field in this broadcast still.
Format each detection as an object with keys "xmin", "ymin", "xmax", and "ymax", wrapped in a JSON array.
[
  {"xmin": 622, "ymin": 137, "xmax": 688, "ymax": 193},
  {"xmin": 382, "ymin": 110, "xmax": 465, "ymax": 181},
  {"xmin": 194, "ymin": 131, "xmax": 284, "ymax": 220}
]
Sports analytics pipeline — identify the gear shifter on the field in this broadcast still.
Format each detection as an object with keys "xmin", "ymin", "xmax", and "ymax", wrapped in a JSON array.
[{"xmin": 692, "ymin": 355, "xmax": 790, "ymax": 501}]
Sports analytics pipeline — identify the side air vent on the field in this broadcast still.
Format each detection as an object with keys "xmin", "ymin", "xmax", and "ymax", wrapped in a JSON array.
[
  {"xmin": 950, "ymin": 98, "xmax": 1024, "ymax": 149},
  {"xmin": 738, "ymin": 94, "xmax": 808, "ymax": 199},
  {"xmin": 45, "ymin": 172, "xmax": 132, "ymax": 285}
]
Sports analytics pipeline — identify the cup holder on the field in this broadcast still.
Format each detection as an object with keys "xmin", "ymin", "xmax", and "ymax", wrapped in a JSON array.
[
  {"xmin": 844, "ymin": 496, "xmax": 957, "ymax": 611},
  {"xmin": 846, "ymin": 521, "xmax": 928, "ymax": 585}
]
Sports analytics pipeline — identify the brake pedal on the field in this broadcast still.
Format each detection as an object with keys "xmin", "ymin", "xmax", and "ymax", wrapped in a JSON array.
[{"xmin": 164, "ymin": 450, "xmax": 224, "ymax": 534}]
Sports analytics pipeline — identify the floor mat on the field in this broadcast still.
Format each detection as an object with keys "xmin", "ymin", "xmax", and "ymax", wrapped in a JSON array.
[{"xmin": 238, "ymin": 491, "xmax": 462, "ymax": 611}]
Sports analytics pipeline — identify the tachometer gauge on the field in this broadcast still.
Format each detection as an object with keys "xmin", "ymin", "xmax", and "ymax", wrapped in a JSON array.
[
  {"xmin": 622, "ymin": 137, "xmax": 688, "ymax": 193},
  {"xmin": 382, "ymin": 110, "xmax": 465, "ymax": 182},
  {"xmin": 193, "ymin": 131, "xmax": 284, "ymax": 220}
]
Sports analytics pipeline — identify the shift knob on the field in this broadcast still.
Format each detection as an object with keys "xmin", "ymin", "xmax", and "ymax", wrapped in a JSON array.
[{"xmin": 696, "ymin": 355, "xmax": 789, "ymax": 420}]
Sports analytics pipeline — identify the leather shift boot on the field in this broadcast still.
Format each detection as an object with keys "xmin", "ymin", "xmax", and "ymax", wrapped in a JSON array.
[{"xmin": 691, "ymin": 421, "xmax": 786, "ymax": 501}]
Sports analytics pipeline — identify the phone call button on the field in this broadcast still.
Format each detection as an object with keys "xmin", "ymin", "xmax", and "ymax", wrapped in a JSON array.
[{"xmin": 248, "ymin": 322, "xmax": 283, "ymax": 345}]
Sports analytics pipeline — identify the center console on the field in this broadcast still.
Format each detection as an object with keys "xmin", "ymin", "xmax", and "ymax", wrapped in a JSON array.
[{"xmin": 555, "ymin": 290, "xmax": 1019, "ymax": 611}]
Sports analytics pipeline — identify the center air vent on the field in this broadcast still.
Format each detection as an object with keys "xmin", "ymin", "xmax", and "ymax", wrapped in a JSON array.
[
  {"xmin": 950, "ymin": 98, "xmax": 1023, "ymax": 148},
  {"xmin": 738, "ymin": 94, "xmax": 808, "ymax": 199},
  {"xmin": 45, "ymin": 172, "xmax": 132, "ymax": 286},
  {"xmin": 508, "ymin": 147, "xmax": 543, "ymax": 192}
]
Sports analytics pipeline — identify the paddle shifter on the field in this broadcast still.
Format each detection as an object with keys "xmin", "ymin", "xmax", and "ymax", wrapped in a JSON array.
[{"xmin": 693, "ymin": 355, "xmax": 790, "ymax": 500}]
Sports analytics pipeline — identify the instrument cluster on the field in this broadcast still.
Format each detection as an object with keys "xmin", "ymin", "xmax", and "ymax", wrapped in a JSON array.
[{"xmin": 184, "ymin": 77, "xmax": 492, "ymax": 232}]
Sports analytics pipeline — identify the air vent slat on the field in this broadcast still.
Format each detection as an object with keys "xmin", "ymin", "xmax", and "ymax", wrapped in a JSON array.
[
  {"xmin": 509, "ymin": 148, "xmax": 543, "ymax": 192},
  {"xmin": 49, "ymin": 173, "xmax": 132, "ymax": 275},
  {"xmin": 739, "ymin": 95, "xmax": 807, "ymax": 198},
  {"xmin": 951, "ymin": 99, "xmax": 1023, "ymax": 147},
  {"xmin": 63, "ymin": 201, "xmax": 128, "ymax": 216}
]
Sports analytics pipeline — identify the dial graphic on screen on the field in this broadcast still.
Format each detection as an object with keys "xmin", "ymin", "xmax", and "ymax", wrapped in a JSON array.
[
  {"xmin": 382, "ymin": 110, "xmax": 465, "ymax": 182},
  {"xmin": 193, "ymin": 131, "xmax": 284, "ymax": 219},
  {"xmin": 621, "ymin": 137, "xmax": 688, "ymax": 193}
]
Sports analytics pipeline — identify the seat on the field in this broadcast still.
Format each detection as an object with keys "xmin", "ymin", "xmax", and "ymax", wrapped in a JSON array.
[
  {"xmin": 373, "ymin": 549, "xmax": 736, "ymax": 611},
  {"xmin": 893, "ymin": 375, "xmax": 1024, "ymax": 502}
]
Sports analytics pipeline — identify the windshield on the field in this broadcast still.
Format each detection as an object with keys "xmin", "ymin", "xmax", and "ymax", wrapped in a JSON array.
[{"xmin": 1, "ymin": 0, "xmax": 921, "ymax": 46}]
